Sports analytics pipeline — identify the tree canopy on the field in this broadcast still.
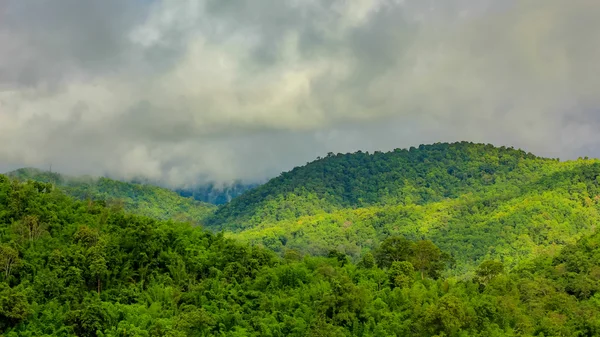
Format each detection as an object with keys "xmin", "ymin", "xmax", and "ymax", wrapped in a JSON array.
[
  {"xmin": 2, "ymin": 175, "xmax": 600, "ymax": 336},
  {"xmin": 5, "ymin": 142, "xmax": 600, "ymax": 336}
]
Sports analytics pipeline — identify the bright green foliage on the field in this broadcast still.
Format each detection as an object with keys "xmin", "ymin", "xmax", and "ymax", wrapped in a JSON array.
[
  {"xmin": 3, "ymin": 175, "xmax": 600, "ymax": 336},
  {"xmin": 224, "ymin": 144, "xmax": 600, "ymax": 272},
  {"xmin": 7, "ymin": 168, "xmax": 216, "ymax": 224},
  {"xmin": 207, "ymin": 142, "xmax": 556, "ymax": 230},
  {"xmin": 474, "ymin": 261, "xmax": 505, "ymax": 286}
]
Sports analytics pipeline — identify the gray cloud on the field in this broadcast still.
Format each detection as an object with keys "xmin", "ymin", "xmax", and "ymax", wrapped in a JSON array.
[{"xmin": 1, "ymin": 0, "xmax": 599, "ymax": 185}]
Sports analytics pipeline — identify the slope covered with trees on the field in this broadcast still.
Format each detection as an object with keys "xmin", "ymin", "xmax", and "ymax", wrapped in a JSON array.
[
  {"xmin": 207, "ymin": 142, "xmax": 560, "ymax": 231},
  {"xmin": 2, "ymin": 175, "xmax": 600, "ymax": 336},
  {"xmin": 230, "ymin": 159, "xmax": 600, "ymax": 272},
  {"xmin": 7, "ymin": 168, "xmax": 216, "ymax": 224},
  {"xmin": 199, "ymin": 142, "xmax": 600, "ymax": 274}
]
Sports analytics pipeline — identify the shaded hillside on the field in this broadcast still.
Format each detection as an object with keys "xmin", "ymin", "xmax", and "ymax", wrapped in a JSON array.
[
  {"xmin": 2, "ymin": 175, "xmax": 600, "ymax": 336},
  {"xmin": 207, "ymin": 142, "xmax": 559, "ymax": 230},
  {"xmin": 6, "ymin": 168, "xmax": 216, "ymax": 224}
]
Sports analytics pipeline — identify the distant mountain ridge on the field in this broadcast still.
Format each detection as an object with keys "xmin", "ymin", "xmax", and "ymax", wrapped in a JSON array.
[
  {"xmin": 6, "ymin": 167, "xmax": 216, "ymax": 224},
  {"xmin": 175, "ymin": 182, "xmax": 259, "ymax": 205}
]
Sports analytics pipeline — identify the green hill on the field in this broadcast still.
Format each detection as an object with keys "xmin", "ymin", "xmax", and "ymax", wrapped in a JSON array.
[
  {"xmin": 229, "ymin": 160, "xmax": 600, "ymax": 272},
  {"xmin": 2, "ymin": 175, "xmax": 600, "ymax": 336},
  {"xmin": 207, "ymin": 142, "xmax": 558, "ymax": 231},
  {"xmin": 6, "ymin": 168, "xmax": 216, "ymax": 224},
  {"xmin": 204, "ymin": 142, "xmax": 600, "ymax": 273}
]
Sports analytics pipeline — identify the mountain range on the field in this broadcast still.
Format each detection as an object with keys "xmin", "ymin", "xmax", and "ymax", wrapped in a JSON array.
[
  {"xmin": 3, "ymin": 141, "xmax": 600, "ymax": 335},
  {"xmin": 206, "ymin": 142, "xmax": 600, "ymax": 272},
  {"xmin": 8, "ymin": 142, "xmax": 600, "ymax": 273}
]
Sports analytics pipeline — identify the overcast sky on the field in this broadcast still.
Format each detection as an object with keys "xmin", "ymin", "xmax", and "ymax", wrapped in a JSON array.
[{"xmin": 1, "ymin": 0, "xmax": 599, "ymax": 186}]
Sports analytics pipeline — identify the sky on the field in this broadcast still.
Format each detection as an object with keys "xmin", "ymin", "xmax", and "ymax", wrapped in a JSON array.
[{"xmin": 1, "ymin": 0, "xmax": 599, "ymax": 186}]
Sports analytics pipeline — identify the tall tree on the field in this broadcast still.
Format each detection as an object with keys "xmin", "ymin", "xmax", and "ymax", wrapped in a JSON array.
[
  {"xmin": 374, "ymin": 236, "xmax": 414, "ymax": 268},
  {"xmin": 411, "ymin": 240, "xmax": 444, "ymax": 280},
  {"xmin": 0, "ymin": 245, "xmax": 20, "ymax": 280}
]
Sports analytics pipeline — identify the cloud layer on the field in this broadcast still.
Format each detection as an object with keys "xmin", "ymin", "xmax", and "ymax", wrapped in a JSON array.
[{"xmin": 1, "ymin": 0, "xmax": 599, "ymax": 185}]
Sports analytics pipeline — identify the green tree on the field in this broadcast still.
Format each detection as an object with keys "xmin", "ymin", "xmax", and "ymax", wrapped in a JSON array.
[
  {"xmin": 388, "ymin": 261, "xmax": 414, "ymax": 288},
  {"xmin": 359, "ymin": 252, "xmax": 375, "ymax": 269},
  {"xmin": 0, "ymin": 284, "xmax": 30, "ymax": 331},
  {"xmin": 0, "ymin": 245, "xmax": 20, "ymax": 280},
  {"xmin": 411, "ymin": 240, "xmax": 445, "ymax": 279},
  {"xmin": 422, "ymin": 295, "xmax": 470, "ymax": 335},
  {"xmin": 374, "ymin": 236, "xmax": 413, "ymax": 268},
  {"xmin": 474, "ymin": 260, "xmax": 504, "ymax": 286}
]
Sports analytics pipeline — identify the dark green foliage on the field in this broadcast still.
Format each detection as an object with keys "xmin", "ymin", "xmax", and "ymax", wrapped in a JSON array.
[
  {"xmin": 374, "ymin": 236, "xmax": 414, "ymax": 268},
  {"xmin": 3, "ymin": 175, "xmax": 600, "ymax": 336},
  {"xmin": 411, "ymin": 240, "xmax": 448, "ymax": 280},
  {"xmin": 474, "ymin": 261, "xmax": 505, "ymax": 286},
  {"xmin": 373, "ymin": 237, "xmax": 448, "ymax": 279},
  {"xmin": 358, "ymin": 252, "xmax": 375, "ymax": 269},
  {"xmin": 0, "ymin": 283, "xmax": 29, "ymax": 330},
  {"xmin": 388, "ymin": 261, "xmax": 414, "ymax": 288}
]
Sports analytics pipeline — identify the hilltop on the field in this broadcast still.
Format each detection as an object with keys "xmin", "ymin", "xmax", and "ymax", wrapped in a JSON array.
[
  {"xmin": 207, "ymin": 142, "xmax": 559, "ymax": 230},
  {"xmin": 9, "ymin": 142, "xmax": 600, "ymax": 273}
]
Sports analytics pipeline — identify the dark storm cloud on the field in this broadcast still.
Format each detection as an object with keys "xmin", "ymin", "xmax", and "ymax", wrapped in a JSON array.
[{"xmin": 1, "ymin": 0, "xmax": 600, "ymax": 185}]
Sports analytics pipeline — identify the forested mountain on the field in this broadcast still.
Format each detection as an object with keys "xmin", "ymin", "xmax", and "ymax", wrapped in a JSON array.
[
  {"xmin": 204, "ymin": 142, "xmax": 600, "ymax": 273},
  {"xmin": 6, "ymin": 168, "xmax": 216, "ymax": 224},
  {"xmin": 2, "ymin": 175, "xmax": 600, "ymax": 336},
  {"xmin": 207, "ymin": 142, "xmax": 558, "ymax": 231},
  {"xmin": 230, "ymin": 160, "xmax": 600, "ymax": 272}
]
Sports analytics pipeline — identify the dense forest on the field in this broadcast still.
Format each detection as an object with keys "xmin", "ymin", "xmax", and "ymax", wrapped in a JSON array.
[
  {"xmin": 206, "ymin": 142, "xmax": 560, "ymax": 230},
  {"xmin": 4, "ymin": 142, "xmax": 600, "ymax": 335},
  {"xmin": 229, "ymin": 160, "xmax": 600, "ymax": 272},
  {"xmin": 3, "ymin": 175, "xmax": 600, "ymax": 336},
  {"xmin": 7, "ymin": 168, "xmax": 216, "ymax": 224},
  {"xmin": 196, "ymin": 143, "xmax": 600, "ymax": 274}
]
